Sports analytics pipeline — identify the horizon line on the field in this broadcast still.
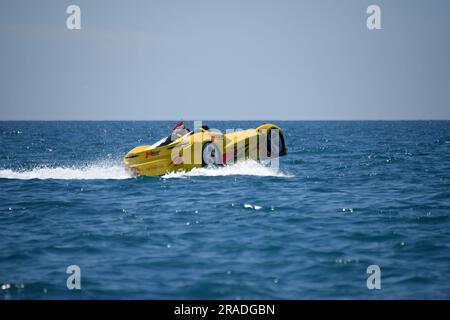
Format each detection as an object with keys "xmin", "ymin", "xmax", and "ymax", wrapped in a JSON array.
[{"xmin": 1, "ymin": 119, "xmax": 450, "ymax": 122}]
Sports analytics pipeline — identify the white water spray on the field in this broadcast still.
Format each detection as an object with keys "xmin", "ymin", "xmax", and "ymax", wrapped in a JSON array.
[
  {"xmin": 0, "ymin": 161, "xmax": 132, "ymax": 180},
  {"xmin": 162, "ymin": 160, "xmax": 293, "ymax": 179},
  {"xmin": 0, "ymin": 160, "xmax": 293, "ymax": 180}
]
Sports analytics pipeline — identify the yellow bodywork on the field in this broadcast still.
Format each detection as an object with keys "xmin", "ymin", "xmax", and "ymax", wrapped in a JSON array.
[{"xmin": 123, "ymin": 123, "xmax": 287, "ymax": 176}]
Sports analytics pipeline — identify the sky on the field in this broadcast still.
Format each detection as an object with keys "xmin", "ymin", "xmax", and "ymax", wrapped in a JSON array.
[{"xmin": 0, "ymin": 0, "xmax": 449, "ymax": 120}]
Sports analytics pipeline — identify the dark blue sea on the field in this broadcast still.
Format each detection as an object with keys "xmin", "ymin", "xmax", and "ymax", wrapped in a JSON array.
[{"xmin": 1, "ymin": 121, "xmax": 450, "ymax": 299}]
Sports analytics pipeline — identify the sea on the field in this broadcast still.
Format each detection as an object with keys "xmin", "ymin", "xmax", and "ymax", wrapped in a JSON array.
[{"xmin": 0, "ymin": 121, "xmax": 449, "ymax": 299}]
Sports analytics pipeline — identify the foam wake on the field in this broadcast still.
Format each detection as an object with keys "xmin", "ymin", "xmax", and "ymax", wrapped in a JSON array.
[
  {"xmin": 0, "ymin": 160, "xmax": 292, "ymax": 180},
  {"xmin": 162, "ymin": 160, "xmax": 293, "ymax": 179},
  {"xmin": 0, "ymin": 162, "xmax": 132, "ymax": 180}
]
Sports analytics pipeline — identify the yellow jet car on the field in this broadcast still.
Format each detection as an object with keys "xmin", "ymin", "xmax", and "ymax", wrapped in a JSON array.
[{"xmin": 123, "ymin": 123, "xmax": 287, "ymax": 176}]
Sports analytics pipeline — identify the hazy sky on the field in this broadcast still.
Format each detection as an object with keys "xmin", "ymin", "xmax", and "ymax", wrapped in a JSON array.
[{"xmin": 1, "ymin": 0, "xmax": 449, "ymax": 120}]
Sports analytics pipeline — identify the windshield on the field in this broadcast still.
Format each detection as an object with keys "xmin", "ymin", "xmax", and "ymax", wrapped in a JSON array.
[
  {"xmin": 151, "ymin": 136, "xmax": 170, "ymax": 148},
  {"xmin": 151, "ymin": 131, "xmax": 191, "ymax": 148}
]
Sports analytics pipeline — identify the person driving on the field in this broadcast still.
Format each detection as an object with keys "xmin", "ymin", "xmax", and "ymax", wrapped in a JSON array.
[{"xmin": 170, "ymin": 121, "xmax": 190, "ymax": 141}]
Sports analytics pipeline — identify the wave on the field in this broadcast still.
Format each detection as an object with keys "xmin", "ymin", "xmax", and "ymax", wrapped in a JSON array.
[
  {"xmin": 0, "ymin": 162, "xmax": 132, "ymax": 180},
  {"xmin": 162, "ymin": 160, "xmax": 293, "ymax": 179}
]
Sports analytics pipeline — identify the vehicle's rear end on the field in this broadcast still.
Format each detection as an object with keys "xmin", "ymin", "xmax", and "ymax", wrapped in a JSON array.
[{"xmin": 221, "ymin": 124, "xmax": 287, "ymax": 163}]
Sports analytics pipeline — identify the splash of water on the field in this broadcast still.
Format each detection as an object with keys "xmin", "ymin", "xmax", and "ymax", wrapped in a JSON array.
[
  {"xmin": 0, "ymin": 161, "xmax": 132, "ymax": 180},
  {"xmin": 162, "ymin": 160, "xmax": 293, "ymax": 179},
  {"xmin": 0, "ymin": 160, "xmax": 292, "ymax": 180}
]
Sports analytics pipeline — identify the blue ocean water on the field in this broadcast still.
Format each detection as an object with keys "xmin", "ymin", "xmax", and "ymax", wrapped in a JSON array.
[{"xmin": 0, "ymin": 121, "xmax": 449, "ymax": 299}]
